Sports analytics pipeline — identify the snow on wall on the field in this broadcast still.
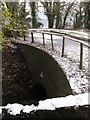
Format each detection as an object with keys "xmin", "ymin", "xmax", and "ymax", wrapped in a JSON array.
[{"xmin": 0, "ymin": 92, "xmax": 89, "ymax": 116}]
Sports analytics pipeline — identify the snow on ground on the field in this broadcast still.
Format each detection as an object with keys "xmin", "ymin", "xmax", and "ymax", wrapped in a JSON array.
[
  {"xmin": 13, "ymin": 32, "xmax": 90, "ymax": 94},
  {"xmin": 0, "ymin": 31, "xmax": 89, "ymax": 116},
  {"xmin": 28, "ymin": 32, "xmax": 90, "ymax": 94},
  {"xmin": 0, "ymin": 92, "xmax": 90, "ymax": 115}
]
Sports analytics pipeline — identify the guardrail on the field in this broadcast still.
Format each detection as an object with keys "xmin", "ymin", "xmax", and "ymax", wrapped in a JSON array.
[{"xmin": 29, "ymin": 30, "xmax": 89, "ymax": 70}]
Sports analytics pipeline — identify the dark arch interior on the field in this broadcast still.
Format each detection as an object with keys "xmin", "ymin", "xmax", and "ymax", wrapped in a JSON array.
[{"xmin": 29, "ymin": 83, "xmax": 48, "ymax": 101}]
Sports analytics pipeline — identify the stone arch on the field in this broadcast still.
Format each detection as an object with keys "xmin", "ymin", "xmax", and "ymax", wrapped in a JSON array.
[{"xmin": 16, "ymin": 43, "xmax": 72, "ymax": 98}]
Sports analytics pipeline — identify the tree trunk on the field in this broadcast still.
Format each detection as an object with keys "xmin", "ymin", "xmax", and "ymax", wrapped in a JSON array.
[
  {"xmin": 63, "ymin": 13, "xmax": 68, "ymax": 29},
  {"xmin": 30, "ymin": 2, "xmax": 37, "ymax": 28},
  {"xmin": 15, "ymin": 32, "xmax": 17, "ymax": 39},
  {"xmin": 24, "ymin": 34, "xmax": 26, "ymax": 41},
  {"xmin": 48, "ymin": 17, "xmax": 54, "ymax": 28},
  {"xmin": 87, "ymin": 2, "xmax": 90, "ymax": 29}
]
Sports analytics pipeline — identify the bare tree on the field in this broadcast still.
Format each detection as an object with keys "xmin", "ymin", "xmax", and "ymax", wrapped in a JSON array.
[
  {"xmin": 62, "ymin": 2, "xmax": 74, "ymax": 29},
  {"xmin": 41, "ymin": 1, "xmax": 56, "ymax": 28}
]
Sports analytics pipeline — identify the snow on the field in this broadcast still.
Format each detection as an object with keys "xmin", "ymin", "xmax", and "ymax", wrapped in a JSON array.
[
  {"xmin": 13, "ymin": 30, "xmax": 90, "ymax": 94},
  {"xmin": 5, "ymin": 104, "xmax": 24, "ymax": 115},
  {"xmin": 52, "ymin": 92, "xmax": 89, "ymax": 108},
  {"xmin": 28, "ymin": 32, "xmax": 90, "ymax": 94},
  {"xmin": 23, "ymin": 105, "xmax": 37, "ymax": 113},
  {"xmin": 0, "ymin": 92, "xmax": 89, "ymax": 115},
  {"xmin": 6, "ymin": 30, "xmax": 89, "ymax": 116},
  {"xmin": 37, "ymin": 99, "xmax": 55, "ymax": 110},
  {"xmin": 0, "ymin": 107, "xmax": 2, "ymax": 114}
]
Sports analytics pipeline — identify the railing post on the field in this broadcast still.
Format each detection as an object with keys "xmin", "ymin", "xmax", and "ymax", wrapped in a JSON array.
[
  {"xmin": 42, "ymin": 33, "xmax": 45, "ymax": 46},
  {"xmin": 31, "ymin": 31, "xmax": 34, "ymax": 43},
  {"xmin": 80, "ymin": 43, "xmax": 83, "ymax": 69},
  {"xmin": 62, "ymin": 36, "xmax": 65, "ymax": 57},
  {"xmin": 51, "ymin": 34, "xmax": 54, "ymax": 50}
]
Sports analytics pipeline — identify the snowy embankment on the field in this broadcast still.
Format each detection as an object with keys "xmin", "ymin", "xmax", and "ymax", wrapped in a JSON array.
[
  {"xmin": 28, "ymin": 32, "xmax": 90, "ymax": 94},
  {"xmin": 11, "ymin": 31, "xmax": 90, "ymax": 94},
  {"xmin": 3, "ymin": 30, "xmax": 89, "ymax": 116},
  {"xmin": 0, "ymin": 92, "xmax": 90, "ymax": 115}
]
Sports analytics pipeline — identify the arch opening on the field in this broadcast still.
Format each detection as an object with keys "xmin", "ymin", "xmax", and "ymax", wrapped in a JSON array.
[
  {"xmin": 29, "ymin": 83, "xmax": 48, "ymax": 101},
  {"xmin": 16, "ymin": 43, "xmax": 72, "ymax": 99}
]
